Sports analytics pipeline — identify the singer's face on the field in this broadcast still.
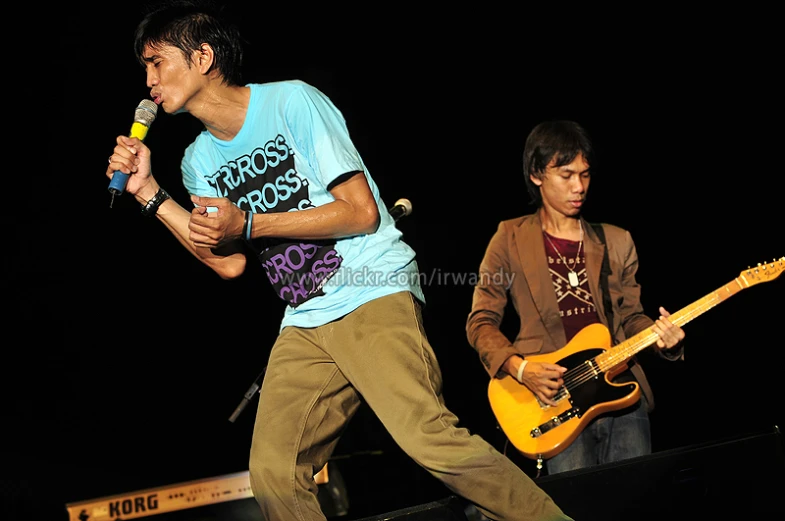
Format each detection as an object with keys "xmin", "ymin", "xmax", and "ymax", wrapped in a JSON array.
[
  {"xmin": 530, "ymin": 153, "xmax": 590, "ymax": 217},
  {"xmin": 143, "ymin": 44, "xmax": 203, "ymax": 115}
]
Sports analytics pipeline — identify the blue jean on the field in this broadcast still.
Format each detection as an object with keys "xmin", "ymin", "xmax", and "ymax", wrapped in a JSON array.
[{"xmin": 545, "ymin": 394, "xmax": 651, "ymax": 475}]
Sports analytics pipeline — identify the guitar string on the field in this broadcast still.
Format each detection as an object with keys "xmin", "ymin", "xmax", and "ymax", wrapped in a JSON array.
[
  {"xmin": 549, "ymin": 261, "xmax": 783, "ymax": 401},
  {"xmin": 556, "ymin": 304, "xmax": 710, "ymax": 399},
  {"xmin": 553, "ymin": 299, "xmax": 718, "ymax": 401}
]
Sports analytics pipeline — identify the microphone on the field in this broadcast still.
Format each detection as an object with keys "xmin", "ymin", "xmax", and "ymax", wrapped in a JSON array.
[
  {"xmin": 108, "ymin": 99, "xmax": 159, "ymax": 207},
  {"xmin": 388, "ymin": 198, "xmax": 412, "ymax": 222}
]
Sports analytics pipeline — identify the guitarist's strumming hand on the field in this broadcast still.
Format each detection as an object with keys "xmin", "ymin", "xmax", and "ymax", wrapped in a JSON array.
[
  {"xmin": 652, "ymin": 306, "xmax": 686, "ymax": 353},
  {"xmin": 505, "ymin": 356, "xmax": 567, "ymax": 407}
]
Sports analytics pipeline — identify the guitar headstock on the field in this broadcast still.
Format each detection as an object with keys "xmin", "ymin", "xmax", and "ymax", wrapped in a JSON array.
[{"xmin": 739, "ymin": 258, "xmax": 785, "ymax": 286}]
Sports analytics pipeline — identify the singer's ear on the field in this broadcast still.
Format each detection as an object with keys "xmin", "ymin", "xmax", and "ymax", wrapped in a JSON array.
[{"xmin": 195, "ymin": 43, "xmax": 214, "ymax": 74}]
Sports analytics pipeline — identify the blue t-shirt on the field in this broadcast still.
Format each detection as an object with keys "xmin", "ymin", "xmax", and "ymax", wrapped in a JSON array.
[{"xmin": 181, "ymin": 80, "xmax": 425, "ymax": 329}]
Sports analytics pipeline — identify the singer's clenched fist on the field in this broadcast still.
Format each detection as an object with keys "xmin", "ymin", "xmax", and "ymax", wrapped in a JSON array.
[
  {"xmin": 189, "ymin": 196, "xmax": 244, "ymax": 248},
  {"xmin": 106, "ymin": 136, "xmax": 153, "ymax": 197}
]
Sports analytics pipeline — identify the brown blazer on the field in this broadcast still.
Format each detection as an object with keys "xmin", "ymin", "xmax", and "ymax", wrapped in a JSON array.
[{"xmin": 466, "ymin": 212, "xmax": 681, "ymax": 412}]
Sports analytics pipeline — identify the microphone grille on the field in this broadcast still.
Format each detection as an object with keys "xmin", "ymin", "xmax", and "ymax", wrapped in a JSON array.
[
  {"xmin": 134, "ymin": 99, "xmax": 158, "ymax": 127},
  {"xmin": 394, "ymin": 198, "xmax": 412, "ymax": 216}
]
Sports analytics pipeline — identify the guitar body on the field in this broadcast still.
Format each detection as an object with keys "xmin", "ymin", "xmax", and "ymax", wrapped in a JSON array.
[{"xmin": 488, "ymin": 323, "xmax": 640, "ymax": 460}]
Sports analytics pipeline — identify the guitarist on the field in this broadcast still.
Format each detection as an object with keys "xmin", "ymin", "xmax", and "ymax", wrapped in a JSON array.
[{"xmin": 466, "ymin": 120, "xmax": 685, "ymax": 476}]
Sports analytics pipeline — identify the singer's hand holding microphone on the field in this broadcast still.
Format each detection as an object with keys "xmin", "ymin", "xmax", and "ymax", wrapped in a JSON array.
[{"xmin": 106, "ymin": 99, "xmax": 159, "ymax": 207}]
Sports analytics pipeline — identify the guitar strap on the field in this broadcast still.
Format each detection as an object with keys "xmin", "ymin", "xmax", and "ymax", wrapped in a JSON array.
[
  {"xmin": 591, "ymin": 222, "xmax": 654, "ymax": 411},
  {"xmin": 591, "ymin": 223, "xmax": 616, "ymax": 344}
]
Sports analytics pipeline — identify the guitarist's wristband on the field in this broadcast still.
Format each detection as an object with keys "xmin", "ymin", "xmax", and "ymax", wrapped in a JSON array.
[{"xmin": 516, "ymin": 360, "xmax": 528, "ymax": 383}]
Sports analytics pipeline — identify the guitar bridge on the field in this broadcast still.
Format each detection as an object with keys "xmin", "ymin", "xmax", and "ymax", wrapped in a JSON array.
[
  {"xmin": 530, "ymin": 407, "xmax": 581, "ymax": 438},
  {"xmin": 535, "ymin": 389, "xmax": 570, "ymax": 409}
]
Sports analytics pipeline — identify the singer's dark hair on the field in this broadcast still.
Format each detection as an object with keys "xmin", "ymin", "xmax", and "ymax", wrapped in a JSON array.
[
  {"xmin": 134, "ymin": 0, "xmax": 244, "ymax": 87},
  {"xmin": 523, "ymin": 120, "xmax": 594, "ymax": 207}
]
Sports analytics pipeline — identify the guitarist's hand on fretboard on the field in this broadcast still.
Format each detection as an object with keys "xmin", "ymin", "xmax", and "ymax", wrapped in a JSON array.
[{"xmin": 652, "ymin": 306, "xmax": 686, "ymax": 353}]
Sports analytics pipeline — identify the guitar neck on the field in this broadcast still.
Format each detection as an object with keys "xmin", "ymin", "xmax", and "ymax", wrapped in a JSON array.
[{"xmin": 596, "ymin": 261, "xmax": 782, "ymax": 372}]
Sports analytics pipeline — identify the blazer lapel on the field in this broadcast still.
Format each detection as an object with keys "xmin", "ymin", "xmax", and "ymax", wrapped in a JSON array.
[{"xmin": 513, "ymin": 213, "xmax": 565, "ymax": 349}]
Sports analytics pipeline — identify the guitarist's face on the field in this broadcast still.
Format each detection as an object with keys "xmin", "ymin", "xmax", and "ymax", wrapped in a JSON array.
[{"xmin": 531, "ymin": 153, "xmax": 591, "ymax": 217}]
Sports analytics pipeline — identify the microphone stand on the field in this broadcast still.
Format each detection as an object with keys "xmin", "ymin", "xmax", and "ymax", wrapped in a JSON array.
[{"xmin": 228, "ymin": 366, "xmax": 266, "ymax": 423}]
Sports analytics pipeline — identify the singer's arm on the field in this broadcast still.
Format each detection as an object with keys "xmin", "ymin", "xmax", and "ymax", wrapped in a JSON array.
[
  {"xmin": 188, "ymin": 171, "xmax": 380, "ymax": 247},
  {"xmin": 140, "ymin": 172, "xmax": 378, "ymax": 279},
  {"xmin": 175, "ymin": 171, "xmax": 378, "ymax": 279},
  {"xmin": 109, "ymin": 138, "xmax": 379, "ymax": 279},
  {"xmin": 136, "ymin": 181, "xmax": 249, "ymax": 279},
  {"xmin": 108, "ymin": 136, "xmax": 246, "ymax": 278}
]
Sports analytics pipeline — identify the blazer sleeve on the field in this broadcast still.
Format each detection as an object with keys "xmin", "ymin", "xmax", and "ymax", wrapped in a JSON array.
[
  {"xmin": 616, "ymin": 229, "xmax": 684, "ymax": 361},
  {"xmin": 466, "ymin": 222, "xmax": 520, "ymax": 378}
]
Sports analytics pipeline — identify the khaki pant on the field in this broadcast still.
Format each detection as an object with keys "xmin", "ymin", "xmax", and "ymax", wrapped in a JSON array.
[{"xmin": 248, "ymin": 291, "xmax": 570, "ymax": 521}]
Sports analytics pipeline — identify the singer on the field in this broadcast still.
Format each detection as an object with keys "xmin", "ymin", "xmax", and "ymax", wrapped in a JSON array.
[{"xmin": 105, "ymin": 2, "xmax": 571, "ymax": 521}]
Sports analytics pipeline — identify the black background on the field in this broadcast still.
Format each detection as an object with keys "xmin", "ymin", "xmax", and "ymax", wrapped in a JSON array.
[{"xmin": 8, "ymin": 3, "xmax": 784, "ymax": 520}]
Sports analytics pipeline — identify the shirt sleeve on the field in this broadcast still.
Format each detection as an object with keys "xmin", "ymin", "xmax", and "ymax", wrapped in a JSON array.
[
  {"xmin": 284, "ymin": 84, "xmax": 365, "ymax": 189},
  {"xmin": 181, "ymin": 145, "xmax": 220, "ymax": 205}
]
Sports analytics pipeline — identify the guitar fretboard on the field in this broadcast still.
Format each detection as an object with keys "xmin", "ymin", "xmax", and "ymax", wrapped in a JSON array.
[{"xmin": 596, "ymin": 259, "xmax": 783, "ymax": 372}]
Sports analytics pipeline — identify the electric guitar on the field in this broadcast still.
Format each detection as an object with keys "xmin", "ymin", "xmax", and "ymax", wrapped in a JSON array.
[{"xmin": 488, "ymin": 258, "xmax": 784, "ymax": 461}]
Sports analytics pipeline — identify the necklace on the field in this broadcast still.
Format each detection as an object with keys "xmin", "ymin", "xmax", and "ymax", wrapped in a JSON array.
[{"xmin": 543, "ymin": 221, "xmax": 583, "ymax": 288}]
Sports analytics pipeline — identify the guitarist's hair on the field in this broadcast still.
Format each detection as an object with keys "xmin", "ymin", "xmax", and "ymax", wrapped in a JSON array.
[{"xmin": 523, "ymin": 120, "xmax": 595, "ymax": 207}]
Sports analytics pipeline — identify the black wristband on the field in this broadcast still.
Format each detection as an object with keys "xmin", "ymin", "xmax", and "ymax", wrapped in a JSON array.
[{"xmin": 141, "ymin": 188, "xmax": 170, "ymax": 217}]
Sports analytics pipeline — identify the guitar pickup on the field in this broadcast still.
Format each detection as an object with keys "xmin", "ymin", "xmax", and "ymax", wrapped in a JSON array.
[{"xmin": 530, "ymin": 407, "xmax": 581, "ymax": 438}]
